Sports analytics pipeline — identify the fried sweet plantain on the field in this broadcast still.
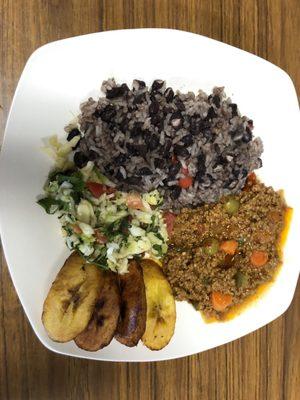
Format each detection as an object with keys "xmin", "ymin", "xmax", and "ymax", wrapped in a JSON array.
[
  {"xmin": 141, "ymin": 259, "xmax": 176, "ymax": 350},
  {"xmin": 115, "ymin": 260, "xmax": 147, "ymax": 347},
  {"xmin": 42, "ymin": 252, "xmax": 102, "ymax": 342},
  {"xmin": 75, "ymin": 271, "xmax": 120, "ymax": 351}
]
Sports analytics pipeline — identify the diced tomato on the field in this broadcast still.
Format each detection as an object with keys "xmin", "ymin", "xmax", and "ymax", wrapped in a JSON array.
[
  {"xmin": 72, "ymin": 224, "xmax": 82, "ymax": 234},
  {"xmin": 181, "ymin": 167, "xmax": 189, "ymax": 175},
  {"xmin": 179, "ymin": 176, "xmax": 193, "ymax": 189},
  {"xmin": 163, "ymin": 211, "xmax": 176, "ymax": 236},
  {"xmin": 94, "ymin": 230, "xmax": 107, "ymax": 244},
  {"xmin": 86, "ymin": 181, "xmax": 107, "ymax": 198},
  {"xmin": 126, "ymin": 193, "xmax": 144, "ymax": 210}
]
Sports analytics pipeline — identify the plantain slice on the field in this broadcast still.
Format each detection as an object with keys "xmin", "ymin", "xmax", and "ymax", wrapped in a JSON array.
[
  {"xmin": 74, "ymin": 271, "xmax": 120, "ymax": 351},
  {"xmin": 115, "ymin": 260, "xmax": 147, "ymax": 347},
  {"xmin": 140, "ymin": 259, "xmax": 176, "ymax": 350},
  {"xmin": 42, "ymin": 252, "xmax": 102, "ymax": 342}
]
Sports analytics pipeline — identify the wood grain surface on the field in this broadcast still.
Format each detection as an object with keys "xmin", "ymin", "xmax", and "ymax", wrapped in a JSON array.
[{"xmin": 0, "ymin": 1, "xmax": 299, "ymax": 399}]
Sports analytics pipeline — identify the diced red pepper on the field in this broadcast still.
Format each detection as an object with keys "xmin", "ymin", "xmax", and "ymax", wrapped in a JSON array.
[
  {"xmin": 179, "ymin": 176, "xmax": 193, "ymax": 189},
  {"xmin": 181, "ymin": 167, "xmax": 189, "ymax": 175}
]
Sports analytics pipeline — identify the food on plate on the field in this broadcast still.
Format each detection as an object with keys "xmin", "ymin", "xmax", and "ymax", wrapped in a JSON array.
[
  {"xmin": 74, "ymin": 271, "xmax": 120, "ymax": 351},
  {"xmin": 71, "ymin": 78, "xmax": 262, "ymax": 208},
  {"xmin": 163, "ymin": 176, "xmax": 289, "ymax": 319},
  {"xmin": 115, "ymin": 260, "xmax": 147, "ymax": 347},
  {"xmin": 38, "ymin": 166, "xmax": 167, "ymax": 273},
  {"xmin": 42, "ymin": 252, "xmax": 102, "ymax": 342},
  {"xmin": 38, "ymin": 78, "xmax": 291, "ymax": 352},
  {"xmin": 141, "ymin": 259, "xmax": 176, "ymax": 350}
]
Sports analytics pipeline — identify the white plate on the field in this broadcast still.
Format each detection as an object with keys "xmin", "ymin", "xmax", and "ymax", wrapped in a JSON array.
[{"xmin": 0, "ymin": 29, "xmax": 299, "ymax": 362}]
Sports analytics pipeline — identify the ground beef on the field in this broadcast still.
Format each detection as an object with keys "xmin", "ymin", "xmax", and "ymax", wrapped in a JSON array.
[{"xmin": 162, "ymin": 178, "xmax": 287, "ymax": 319}]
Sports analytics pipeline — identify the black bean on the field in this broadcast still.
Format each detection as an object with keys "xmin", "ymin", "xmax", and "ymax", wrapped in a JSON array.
[
  {"xmin": 148, "ymin": 134, "xmax": 159, "ymax": 151},
  {"xmin": 208, "ymin": 95, "xmax": 213, "ymax": 102},
  {"xmin": 137, "ymin": 167, "xmax": 152, "ymax": 176},
  {"xmin": 67, "ymin": 128, "xmax": 81, "ymax": 141},
  {"xmin": 174, "ymin": 96, "xmax": 186, "ymax": 111},
  {"xmin": 199, "ymin": 119, "xmax": 211, "ymax": 132},
  {"xmin": 174, "ymin": 145, "xmax": 189, "ymax": 158},
  {"xmin": 126, "ymin": 176, "xmax": 140, "ymax": 185},
  {"xmin": 133, "ymin": 93, "xmax": 146, "ymax": 104},
  {"xmin": 164, "ymin": 87, "xmax": 174, "ymax": 102},
  {"xmin": 242, "ymin": 127, "xmax": 253, "ymax": 143},
  {"xmin": 203, "ymin": 129, "xmax": 213, "ymax": 141},
  {"xmin": 231, "ymin": 127, "xmax": 244, "ymax": 141},
  {"xmin": 88, "ymin": 150, "xmax": 99, "ymax": 161},
  {"xmin": 119, "ymin": 117, "xmax": 129, "ymax": 133},
  {"xmin": 170, "ymin": 111, "xmax": 183, "ymax": 130},
  {"xmin": 114, "ymin": 153, "xmax": 127, "ymax": 166},
  {"xmin": 131, "ymin": 122, "xmax": 143, "ymax": 137},
  {"xmin": 257, "ymin": 158, "xmax": 263, "ymax": 168},
  {"xmin": 126, "ymin": 143, "xmax": 139, "ymax": 156},
  {"xmin": 135, "ymin": 144, "xmax": 148, "ymax": 157},
  {"xmin": 241, "ymin": 168, "xmax": 248, "ymax": 178},
  {"xmin": 206, "ymin": 106, "xmax": 217, "ymax": 120},
  {"xmin": 168, "ymin": 163, "xmax": 181, "ymax": 178},
  {"xmin": 229, "ymin": 103, "xmax": 238, "ymax": 117},
  {"xmin": 151, "ymin": 79, "xmax": 164, "ymax": 92},
  {"xmin": 100, "ymin": 105, "xmax": 117, "ymax": 122},
  {"xmin": 93, "ymin": 109, "xmax": 101, "ymax": 118},
  {"xmin": 149, "ymin": 100, "xmax": 160, "ymax": 115},
  {"xmin": 181, "ymin": 134, "xmax": 193, "ymax": 146},
  {"xmin": 115, "ymin": 170, "xmax": 124, "ymax": 181},
  {"xmin": 197, "ymin": 154, "xmax": 206, "ymax": 175},
  {"xmin": 162, "ymin": 140, "xmax": 172, "ymax": 157},
  {"xmin": 121, "ymin": 83, "xmax": 130, "ymax": 93},
  {"xmin": 215, "ymin": 155, "xmax": 227, "ymax": 166},
  {"xmin": 151, "ymin": 113, "xmax": 164, "ymax": 127},
  {"xmin": 163, "ymin": 105, "xmax": 173, "ymax": 115},
  {"xmin": 154, "ymin": 158, "xmax": 165, "ymax": 169},
  {"xmin": 133, "ymin": 79, "xmax": 146, "ymax": 90},
  {"xmin": 195, "ymin": 171, "xmax": 204, "ymax": 183},
  {"xmin": 212, "ymin": 95, "xmax": 221, "ymax": 108},
  {"xmin": 170, "ymin": 186, "xmax": 181, "ymax": 200},
  {"xmin": 104, "ymin": 163, "xmax": 114, "ymax": 175},
  {"xmin": 73, "ymin": 152, "xmax": 88, "ymax": 169},
  {"xmin": 106, "ymin": 85, "xmax": 127, "ymax": 99}
]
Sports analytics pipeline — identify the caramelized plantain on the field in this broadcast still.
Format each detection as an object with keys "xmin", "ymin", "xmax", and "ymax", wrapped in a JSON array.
[
  {"xmin": 115, "ymin": 260, "xmax": 147, "ymax": 347},
  {"xmin": 75, "ymin": 271, "xmax": 120, "ymax": 351}
]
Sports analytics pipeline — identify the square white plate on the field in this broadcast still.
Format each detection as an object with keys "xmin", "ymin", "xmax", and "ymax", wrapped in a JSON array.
[{"xmin": 0, "ymin": 29, "xmax": 299, "ymax": 362}]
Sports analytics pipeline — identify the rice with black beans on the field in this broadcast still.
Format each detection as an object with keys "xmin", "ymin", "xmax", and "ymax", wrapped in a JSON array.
[{"xmin": 71, "ymin": 79, "xmax": 263, "ymax": 209}]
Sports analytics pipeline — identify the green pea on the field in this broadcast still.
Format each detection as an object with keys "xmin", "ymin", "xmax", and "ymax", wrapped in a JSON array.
[
  {"xmin": 203, "ymin": 238, "xmax": 219, "ymax": 256},
  {"xmin": 224, "ymin": 197, "xmax": 240, "ymax": 215},
  {"xmin": 234, "ymin": 271, "xmax": 249, "ymax": 288}
]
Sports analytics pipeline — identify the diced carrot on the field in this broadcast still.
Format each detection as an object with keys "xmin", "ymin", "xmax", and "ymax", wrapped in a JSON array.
[
  {"xmin": 220, "ymin": 240, "xmax": 238, "ymax": 255},
  {"xmin": 72, "ymin": 224, "xmax": 82, "ymax": 234},
  {"xmin": 250, "ymin": 250, "xmax": 269, "ymax": 267},
  {"xmin": 163, "ymin": 211, "xmax": 176, "ymax": 236},
  {"xmin": 179, "ymin": 176, "xmax": 193, "ymax": 189},
  {"xmin": 126, "ymin": 193, "xmax": 144, "ymax": 210},
  {"xmin": 211, "ymin": 291, "xmax": 233, "ymax": 312}
]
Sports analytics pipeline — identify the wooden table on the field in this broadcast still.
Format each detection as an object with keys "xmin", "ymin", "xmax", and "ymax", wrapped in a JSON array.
[{"xmin": 0, "ymin": 1, "xmax": 299, "ymax": 399}]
